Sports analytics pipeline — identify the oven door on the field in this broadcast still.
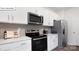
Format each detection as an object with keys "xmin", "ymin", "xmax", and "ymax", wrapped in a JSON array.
[{"xmin": 32, "ymin": 37, "xmax": 47, "ymax": 51}]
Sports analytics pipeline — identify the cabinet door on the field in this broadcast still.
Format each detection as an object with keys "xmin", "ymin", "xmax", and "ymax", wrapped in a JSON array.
[
  {"xmin": 26, "ymin": 7, "xmax": 39, "ymax": 15},
  {"xmin": 47, "ymin": 34, "xmax": 58, "ymax": 51},
  {"xmin": 48, "ymin": 17, "xmax": 54, "ymax": 26},
  {"xmin": 47, "ymin": 34, "xmax": 55, "ymax": 51},
  {"xmin": 43, "ymin": 15, "xmax": 50, "ymax": 26},
  {"xmin": 53, "ymin": 36, "xmax": 58, "ymax": 47},
  {"xmin": 0, "ymin": 11, "xmax": 9, "ymax": 23},
  {"xmin": 0, "ymin": 40, "xmax": 31, "ymax": 51},
  {"xmin": 41, "ymin": 9, "xmax": 49, "ymax": 26},
  {"xmin": 25, "ymin": 40, "xmax": 31, "ymax": 51},
  {"xmin": 11, "ymin": 8, "xmax": 27, "ymax": 24},
  {"xmin": 43, "ymin": 16, "xmax": 54, "ymax": 26},
  {"xmin": 42, "ymin": 9, "xmax": 54, "ymax": 26},
  {"xmin": 11, "ymin": 40, "xmax": 31, "ymax": 51}
]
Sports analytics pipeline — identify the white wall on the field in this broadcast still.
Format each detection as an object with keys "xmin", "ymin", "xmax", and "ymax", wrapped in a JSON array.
[{"xmin": 57, "ymin": 8, "xmax": 79, "ymax": 46}]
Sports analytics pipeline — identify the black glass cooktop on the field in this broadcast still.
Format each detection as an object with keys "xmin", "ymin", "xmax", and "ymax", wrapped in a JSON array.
[{"xmin": 26, "ymin": 32, "xmax": 46, "ymax": 38}]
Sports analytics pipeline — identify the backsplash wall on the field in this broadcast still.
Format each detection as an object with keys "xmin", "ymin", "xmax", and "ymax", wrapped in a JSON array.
[
  {"xmin": 0, "ymin": 23, "xmax": 50, "ymax": 39},
  {"xmin": 0, "ymin": 23, "xmax": 26, "ymax": 39}
]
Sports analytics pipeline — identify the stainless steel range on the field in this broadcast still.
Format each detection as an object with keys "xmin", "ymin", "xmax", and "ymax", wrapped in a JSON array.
[{"xmin": 26, "ymin": 32, "xmax": 47, "ymax": 51}]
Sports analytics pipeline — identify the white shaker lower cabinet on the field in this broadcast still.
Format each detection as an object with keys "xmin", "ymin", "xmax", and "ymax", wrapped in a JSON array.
[
  {"xmin": 47, "ymin": 34, "xmax": 58, "ymax": 51},
  {"xmin": 12, "ymin": 40, "xmax": 31, "ymax": 51},
  {"xmin": 0, "ymin": 40, "xmax": 31, "ymax": 51}
]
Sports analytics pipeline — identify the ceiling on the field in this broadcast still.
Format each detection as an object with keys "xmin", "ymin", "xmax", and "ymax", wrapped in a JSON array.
[{"xmin": 47, "ymin": 7, "xmax": 72, "ymax": 12}]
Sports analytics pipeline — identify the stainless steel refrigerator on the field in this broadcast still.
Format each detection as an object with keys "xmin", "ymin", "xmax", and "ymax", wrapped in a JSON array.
[{"xmin": 51, "ymin": 20, "xmax": 67, "ymax": 48}]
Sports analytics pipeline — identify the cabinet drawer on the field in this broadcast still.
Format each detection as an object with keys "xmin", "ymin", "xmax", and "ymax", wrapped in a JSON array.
[
  {"xmin": 11, "ymin": 40, "xmax": 31, "ymax": 51},
  {"xmin": 0, "ymin": 40, "xmax": 30, "ymax": 51}
]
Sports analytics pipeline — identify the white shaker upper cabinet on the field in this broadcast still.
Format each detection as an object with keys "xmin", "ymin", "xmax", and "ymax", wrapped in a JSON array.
[
  {"xmin": 0, "ymin": 8, "xmax": 16, "ymax": 23},
  {"xmin": 10, "ymin": 8, "xmax": 27, "ymax": 24},
  {"xmin": 43, "ymin": 10, "xmax": 54, "ymax": 26},
  {"xmin": 26, "ymin": 7, "xmax": 39, "ymax": 15},
  {"xmin": 0, "ymin": 11, "xmax": 10, "ymax": 23},
  {"xmin": 43, "ymin": 15, "xmax": 50, "ymax": 26},
  {"xmin": 48, "ymin": 17, "xmax": 54, "ymax": 26},
  {"xmin": 36, "ymin": 8, "xmax": 54, "ymax": 26}
]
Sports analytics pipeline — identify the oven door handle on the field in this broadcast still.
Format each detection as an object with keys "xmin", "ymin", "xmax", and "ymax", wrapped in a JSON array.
[{"xmin": 33, "ymin": 37, "xmax": 47, "ymax": 40}]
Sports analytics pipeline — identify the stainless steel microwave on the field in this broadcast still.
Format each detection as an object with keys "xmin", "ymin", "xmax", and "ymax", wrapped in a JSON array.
[{"xmin": 28, "ymin": 12, "xmax": 43, "ymax": 25}]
